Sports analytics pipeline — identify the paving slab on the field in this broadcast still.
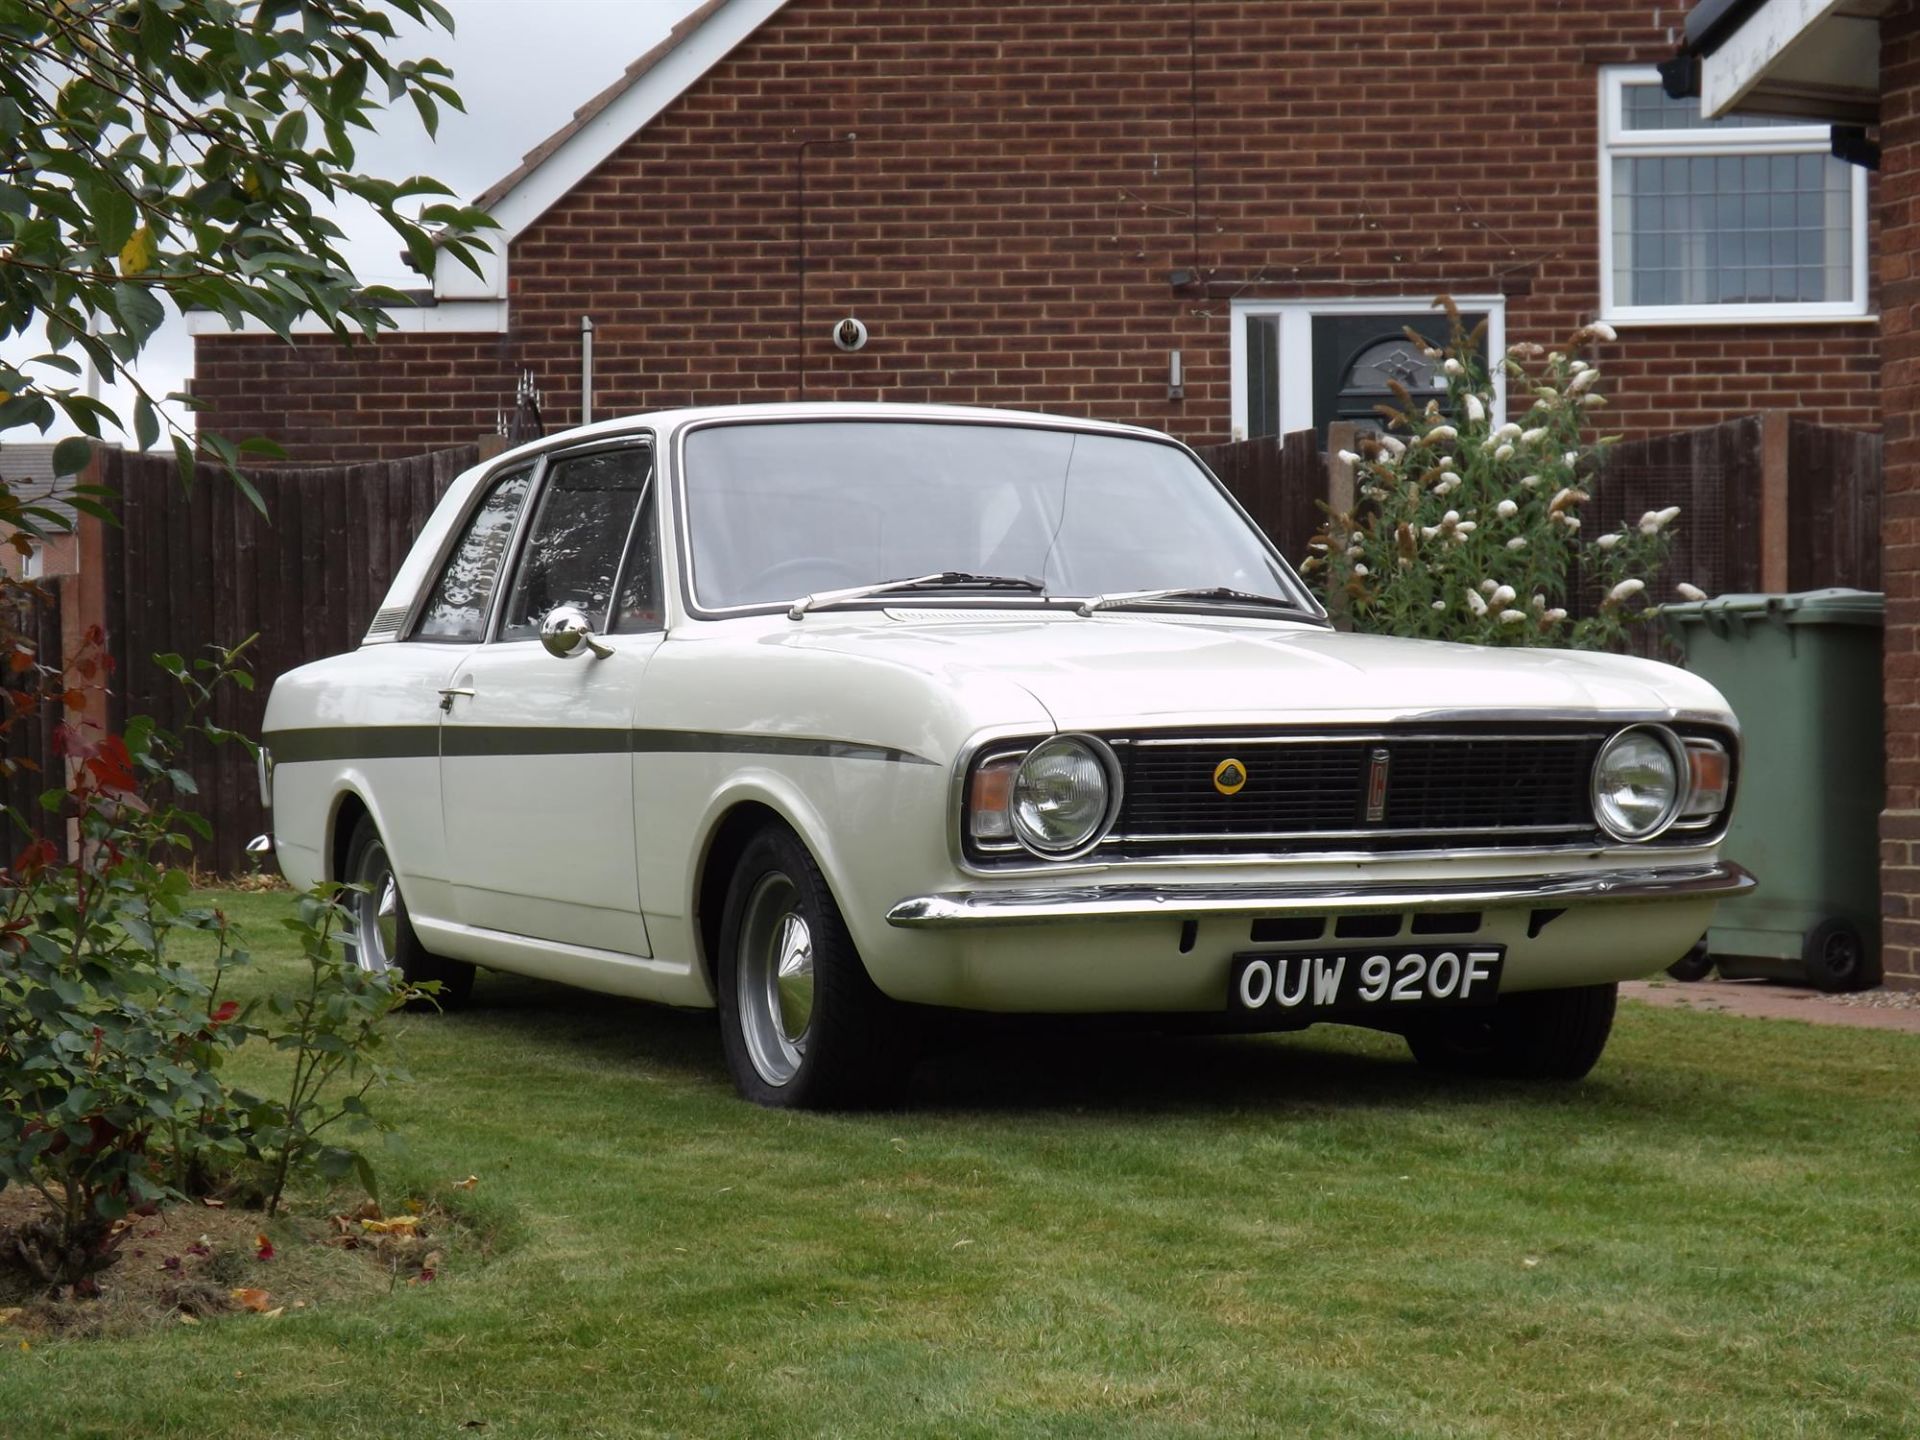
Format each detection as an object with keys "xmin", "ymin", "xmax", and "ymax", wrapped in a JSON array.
[{"xmin": 1623, "ymin": 976, "xmax": 1920, "ymax": 1033}]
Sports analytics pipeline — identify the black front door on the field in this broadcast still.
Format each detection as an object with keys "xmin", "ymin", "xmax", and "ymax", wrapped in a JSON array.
[{"xmin": 1310, "ymin": 312, "xmax": 1486, "ymax": 445}]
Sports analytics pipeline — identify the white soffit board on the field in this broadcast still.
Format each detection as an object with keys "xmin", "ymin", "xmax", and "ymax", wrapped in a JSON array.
[{"xmin": 1701, "ymin": 0, "xmax": 1880, "ymax": 122}]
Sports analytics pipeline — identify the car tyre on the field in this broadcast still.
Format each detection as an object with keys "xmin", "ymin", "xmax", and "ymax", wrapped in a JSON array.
[
  {"xmin": 1665, "ymin": 937, "xmax": 1715, "ymax": 983},
  {"xmin": 342, "ymin": 815, "xmax": 475, "ymax": 1009},
  {"xmin": 1801, "ymin": 917, "xmax": 1879, "ymax": 994},
  {"xmin": 1404, "ymin": 982, "xmax": 1618, "ymax": 1080},
  {"xmin": 716, "ymin": 822, "xmax": 912, "ymax": 1109}
]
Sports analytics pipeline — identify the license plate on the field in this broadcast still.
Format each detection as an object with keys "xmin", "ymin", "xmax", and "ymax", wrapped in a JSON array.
[{"xmin": 1229, "ymin": 945, "xmax": 1505, "ymax": 1018}]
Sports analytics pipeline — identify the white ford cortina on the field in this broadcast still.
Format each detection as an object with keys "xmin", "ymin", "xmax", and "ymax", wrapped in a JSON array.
[{"xmin": 259, "ymin": 402, "xmax": 1751, "ymax": 1107}]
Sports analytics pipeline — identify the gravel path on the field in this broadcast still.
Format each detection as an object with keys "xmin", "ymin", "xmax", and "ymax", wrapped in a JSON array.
[{"xmin": 1623, "ymin": 976, "xmax": 1920, "ymax": 1032}]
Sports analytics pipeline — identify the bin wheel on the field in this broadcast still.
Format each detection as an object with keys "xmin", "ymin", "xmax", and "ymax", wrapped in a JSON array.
[
  {"xmin": 1801, "ymin": 918, "xmax": 1880, "ymax": 994},
  {"xmin": 1665, "ymin": 937, "xmax": 1715, "ymax": 983}
]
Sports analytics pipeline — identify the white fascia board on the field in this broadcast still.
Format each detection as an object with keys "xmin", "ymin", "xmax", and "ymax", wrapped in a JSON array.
[
  {"xmin": 434, "ymin": 237, "xmax": 506, "ymax": 302},
  {"xmin": 183, "ymin": 300, "xmax": 508, "ymax": 337},
  {"xmin": 484, "ymin": 0, "xmax": 790, "ymax": 244},
  {"xmin": 1700, "ymin": 0, "xmax": 1852, "ymax": 117}
]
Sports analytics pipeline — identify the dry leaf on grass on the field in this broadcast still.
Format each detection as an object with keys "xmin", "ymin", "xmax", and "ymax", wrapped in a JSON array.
[{"xmin": 229, "ymin": 1288, "xmax": 273, "ymax": 1313}]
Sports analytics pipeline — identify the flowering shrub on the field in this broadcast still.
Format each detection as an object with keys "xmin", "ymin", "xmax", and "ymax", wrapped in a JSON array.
[{"xmin": 1304, "ymin": 300, "xmax": 1697, "ymax": 649}]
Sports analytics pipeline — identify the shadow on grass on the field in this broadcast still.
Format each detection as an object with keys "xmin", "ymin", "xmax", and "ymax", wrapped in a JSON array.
[{"xmin": 443, "ymin": 968, "xmax": 1677, "ymax": 1123}]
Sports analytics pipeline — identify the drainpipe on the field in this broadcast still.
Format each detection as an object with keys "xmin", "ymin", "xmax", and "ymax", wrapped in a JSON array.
[{"xmin": 580, "ymin": 314, "xmax": 595, "ymax": 425}]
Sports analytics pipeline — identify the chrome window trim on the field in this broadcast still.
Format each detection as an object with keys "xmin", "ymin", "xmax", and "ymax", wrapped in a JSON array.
[{"xmin": 669, "ymin": 413, "xmax": 1328, "ymax": 624}]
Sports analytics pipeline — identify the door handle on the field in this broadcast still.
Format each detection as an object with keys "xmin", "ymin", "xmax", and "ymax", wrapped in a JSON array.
[{"xmin": 437, "ymin": 686, "xmax": 475, "ymax": 713}]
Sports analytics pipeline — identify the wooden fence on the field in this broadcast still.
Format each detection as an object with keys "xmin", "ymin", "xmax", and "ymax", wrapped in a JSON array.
[
  {"xmin": 95, "ymin": 445, "xmax": 478, "ymax": 874},
  {"xmin": 1194, "ymin": 430, "xmax": 1326, "ymax": 565},
  {"xmin": 0, "ymin": 585, "xmax": 69, "ymax": 849}
]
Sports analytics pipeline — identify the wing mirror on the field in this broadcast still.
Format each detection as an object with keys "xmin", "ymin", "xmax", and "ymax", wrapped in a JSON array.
[{"xmin": 539, "ymin": 605, "xmax": 614, "ymax": 660}]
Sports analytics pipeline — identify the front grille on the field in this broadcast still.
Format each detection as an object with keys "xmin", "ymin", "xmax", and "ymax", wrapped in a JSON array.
[{"xmin": 1107, "ymin": 727, "xmax": 1608, "ymax": 855}]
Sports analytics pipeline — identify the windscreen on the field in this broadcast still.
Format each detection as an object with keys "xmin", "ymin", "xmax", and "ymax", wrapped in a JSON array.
[{"xmin": 680, "ymin": 420, "xmax": 1309, "ymax": 612}]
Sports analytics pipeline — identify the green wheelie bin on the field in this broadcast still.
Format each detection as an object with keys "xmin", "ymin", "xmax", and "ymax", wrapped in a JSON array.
[{"xmin": 1662, "ymin": 589, "xmax": 1884, "ymax": 991}]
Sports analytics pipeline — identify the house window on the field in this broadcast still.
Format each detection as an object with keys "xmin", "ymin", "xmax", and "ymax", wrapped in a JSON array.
[
  {"xmin": 19, "ymin": 543, "xmax": 41, "ymax": 581},
  {"xmin": 1600, "ymin": 68, "xmax": 1868, "ymax": 324},
  {"xmin": 1230, "ymin": 297, "xmax": 1506, "ymax": 444}
]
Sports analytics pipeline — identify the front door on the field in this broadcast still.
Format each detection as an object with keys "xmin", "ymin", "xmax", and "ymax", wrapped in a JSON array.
[{"xmin": 440, "ymin": 441, "xmax": 660, "ymax": 957}]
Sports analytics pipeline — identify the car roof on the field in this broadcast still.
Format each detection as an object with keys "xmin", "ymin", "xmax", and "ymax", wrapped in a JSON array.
[{"xmin": 482, "ymin": 401, "xmax": 1177, "ymax": 471}]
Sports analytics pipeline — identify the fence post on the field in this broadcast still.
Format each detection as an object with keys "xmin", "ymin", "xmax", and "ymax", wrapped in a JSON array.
[
  {"xmin": 1325, "ymin": 422, "xmax": 1358, "ymax": 631},
  {"xmin": 1760, "ymin": 411, "xmax": 1790, "ymax": 592}
]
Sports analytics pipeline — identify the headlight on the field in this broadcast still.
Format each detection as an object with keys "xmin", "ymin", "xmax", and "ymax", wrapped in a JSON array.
[
  {"xmin": 1008, "ymin": 736, "xmax": 1117, "ymax": 857},
  {"xmin": 1591, "ymin": 725, "xmax": 1683, "ymax": 842}
]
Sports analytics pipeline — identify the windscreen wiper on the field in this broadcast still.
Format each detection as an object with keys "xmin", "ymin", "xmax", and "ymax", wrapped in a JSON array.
[
  {"xmin": 787, "ymin": 571, "xmax": 1047, "ymax": 620},
  {"xmin": 1074, "ymin": 586, "xmax": 1303, "ymax": 617}
]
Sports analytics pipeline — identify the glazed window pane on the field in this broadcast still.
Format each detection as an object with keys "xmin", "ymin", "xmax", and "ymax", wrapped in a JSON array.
[
  {"xmin": 415, "ymin": 466, "xmax": 533, "ymax": 641},
  {"xmin": 498, "ymin": 448, "xmax": 652, "ymax": 641}
]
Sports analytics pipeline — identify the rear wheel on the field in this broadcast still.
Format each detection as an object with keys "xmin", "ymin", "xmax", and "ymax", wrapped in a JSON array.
[
  {"xmin": 1405, "ymin": 983, "xmax": 1617, "ymax": 1080},
  {"xmin": 1666, "ymin": 937, "xmax": 1715, "ymax": 983},
  {"xmin": 716, "ymin": 823, "xmax": 912, "ymax": 1108},
  {"xmin": 342, "ymin": 815, "xmax": 475, "ymax": 1008}
]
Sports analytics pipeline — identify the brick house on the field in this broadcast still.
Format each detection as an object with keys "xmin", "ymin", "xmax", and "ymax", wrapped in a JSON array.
[{"xmin": 188, "ymin": 0, "xmax": 1880, "ymax": 463}]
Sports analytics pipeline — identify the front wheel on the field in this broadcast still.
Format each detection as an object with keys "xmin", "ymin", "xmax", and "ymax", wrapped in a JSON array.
[
  {"xmin": 1404, "ymin": 983, "xmax": 1618, "ymax": 1080},
  {"xmin": 715, "ymin": 823, "xmax": 912, "ymax": 1108},
  {"xmin": 342, "ymin": 815, "xmax": 475, "ymax": 1008}
]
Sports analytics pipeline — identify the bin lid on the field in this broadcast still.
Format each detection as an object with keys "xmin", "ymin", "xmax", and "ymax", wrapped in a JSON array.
[{"xmin": 1662, "ymin": 588, "xmax": 1883, "ymax": 628}]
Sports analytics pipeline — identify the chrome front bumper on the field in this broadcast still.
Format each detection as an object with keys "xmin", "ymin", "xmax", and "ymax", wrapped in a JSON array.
[{"xmin": 885, "ymin": 861, "xmax": 1755, "ymax": 929}]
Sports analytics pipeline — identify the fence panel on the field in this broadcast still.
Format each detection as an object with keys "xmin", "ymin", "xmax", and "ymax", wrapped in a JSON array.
[
  {"xmin": 1788, "ymin": 419, "xmax": 1881, "ymax": 591},
  {"xmin": 0, "ymin": 581, "xmax": 68, "ymax": 848},
  {"xmin": 100, "ymin": 445, "xmax": 478, "ymax": 873},
  {"xmin": 1194, "ymin": 430, "xmax": 1325, "ymax": 565}
]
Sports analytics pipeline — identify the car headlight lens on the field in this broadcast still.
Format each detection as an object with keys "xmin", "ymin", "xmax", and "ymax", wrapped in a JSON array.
[
  {"xmin": 1591, "ymin": 725, "xmax": 1683, "ymax": 842},
  {"xmin": 1010, "ymin": 736, "xmax": 1114, "ymax": 856}
]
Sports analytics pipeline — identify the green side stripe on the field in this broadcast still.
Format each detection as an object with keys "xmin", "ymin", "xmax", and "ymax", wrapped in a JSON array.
[{"xmin": 263, "ymin": 726, "xmax": 937, "ymax": 767}]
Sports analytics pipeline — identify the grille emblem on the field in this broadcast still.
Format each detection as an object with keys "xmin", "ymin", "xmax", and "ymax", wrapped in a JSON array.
[
  {"xmin": 1212, "ymin": 758, "xmax": 1248, "ymax": 796},
  {"xmin": 1365, "ymin": 747, "xmax": 1391, "ymax": 822}
]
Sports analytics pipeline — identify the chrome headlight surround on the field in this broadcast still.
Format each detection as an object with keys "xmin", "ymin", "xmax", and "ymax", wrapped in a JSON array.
[
  {"xmin": 1590, "ymin": 724, "xmax": 1686, "ymax": 843},
  {"xmin": 966, "ymin": 734, "xmax": 1122, "ymax": 862},
  {"xmin": 256, "ymin": 744, "xmax": 275, "ymax": 811}
]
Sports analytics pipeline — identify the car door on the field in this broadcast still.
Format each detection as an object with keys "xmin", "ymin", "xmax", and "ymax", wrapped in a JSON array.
[{"xmin": 439, "ymin": 440, "xmax": 661, "ymax": 957}]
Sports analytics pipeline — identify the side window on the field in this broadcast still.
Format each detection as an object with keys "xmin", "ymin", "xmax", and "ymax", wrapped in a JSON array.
[
  {"xmin": 497, "ymin": 447, "xmax": 652, "ymax": 641},
  {"xmin": 414, "ymin": 466, "xmax": 534, "ymax": 642},
  {"xmin": 610, "ymin": 483, "xmax": 662, "ymax": 632}
]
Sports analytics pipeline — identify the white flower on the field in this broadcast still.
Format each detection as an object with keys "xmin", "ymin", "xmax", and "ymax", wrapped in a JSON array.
[
  {"xmin": 1422, "ymin": 346, "xmax": 1442, "ymax": 359},
  {"xmin": 1498, "ymin": 609, "xmax": 1527, "ymax": 625},
  {"xmin": 1589, "ymin": 321, "xmax": 1618, "ymax": 342},
  {"xmin": 1420, "ymin": 525, "xmax": 1440, "ymax": 540},
  {"xmin": 1490, "ymin": 584, "xmax": 1516, "ymax": 608},
  {"xmin": 1346, "ymin": 545, "xmax": 1365, "ymax": 559},
  {"xmin": 1569, "ymin": 359, "xmax": 1589, "ymax": 374},
  {"xmin": 1495, "ymin": 422, "xmax": 1522, "ymax": 441},
  {"xmin": 1557, "ymin": 515, "xmax": 1581, "ymax": 531},
  {"xmin": 1454, "ymin": 520, "xmax": 1477, "ymax": 535},
  {"xmin": 1437, "ymin": 456, "xmax": 1457, "ymax": 469},
  {"xmin": 1309, "ymin": 541, "xmax": 1329, "ymax": 552},
  {"xmin": 1467, "ymin": 590, "xmax": 1488, "ymax": 616},
  {"xmin": 1548, "ymin": 351, "xmax": 1564, "ymax": 364},
  {"xmin": 1440, "ymin": 471, "xmax": 1461, "ymax": 487},
  {"xmin": 1431, "ymin": 599, "xmax": 1447, "ymax": 611},
  {"xmin": 1444, "ymin": 510, "xmax": 1462, "ymax": 526},
  {"xmin": 1378, "ymin": 434, "xmax": 1406, "ymax": 457},
  {"xmin": 1566, "ymin": 368, "xmax": 1599, "ymax": 395},
  {"xmin": 1433, "ymin": 477, "xmax": 1459, "ymax": 496},
  {"xmin": 1521, "ymin": 427, "xmax": 1547, "ymax": 445},
  {"xmin": 1443, "ymin": 358, "xmax": 1464, "ymax": 376},
  {"xmin": 1506, "ymin": 537, "xmax": 1527, "ymax": 551},
  {"xmin": 1543, "ymin": 607, "xmax": 1567, "ymax": 623},
  {"xmin": 1548, "ymin": 486, "xmax": 1579, "ymax": 512},
  {"xmin": 1464, "ymin": 393, "xmax": 1486, "ymax": 422},
  {"xmin": 1520, "ymin": 474, "xmax": 1541, "ymax": 489},
  {"xmin": 1593, "ymin": 532, "xmax": 1621, "ymax": 551},
  {"xmin": 1531, "ymin": 594, "xmax": 1546, "ymax": 610},
  {"xmin": 1677, "ymin": 582, "xmax": 1708, "ymax": 601},
  {"xmin": 1494, "ymin": 443, "xmax": 1515, "ymax": 461},
  {"xmin": 1478, "ymin": 578, "xmax": 1498, "ymax": 594},
  {"xmin": 1563, "ymin": 451, "xmax": 1579, "ymax": 467},
  {"xmin": 1426, "ymin": 424, "xmax": 1458, "ymax": 442},
  {"xmin": 1352, "ymin": 563, "xmax": 1369, "ymax": 576},
  {"xmin": 1351, "ymin": 531, "xmax": 1366, "ymax": 543},
  {"xmin": 1637, "ymin": 505, "xmax": 1682, "ymax": 535},
  {"xmin": 1607, "ymin": 578, "xmax": 1646, "ymax": 604},
  {"xmin": 1337, "ymin": 449, "xmax": 1359, "ymax": 465},
  {"xmin": 1496, "ymin": 499, "xmax": 1518, "ymax": 519}
]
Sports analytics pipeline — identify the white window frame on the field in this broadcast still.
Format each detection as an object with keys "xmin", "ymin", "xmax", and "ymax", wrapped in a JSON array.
[
  {"xmin": 1228, "ymin": 295, "xmax": 1507, "ymax": 442},
  {"xmin": 1598, "ymin": 66, "xmax": 1871, "ymax": 327},
  {"xmin": 19, "ymin": 542, "xmax": 41, "ymax": 581}
]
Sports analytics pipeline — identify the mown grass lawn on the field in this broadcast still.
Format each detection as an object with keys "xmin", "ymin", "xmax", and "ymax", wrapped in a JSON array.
[{"xmin": 5, "ymin": 889, "xmax": 1919, "ymax": 1439}]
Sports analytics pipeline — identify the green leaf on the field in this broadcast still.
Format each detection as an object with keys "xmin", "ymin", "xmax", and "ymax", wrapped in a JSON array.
[
  {"xmin": 84, "ymin": 179, "xmax": 137, "ymax": 255},
  {"xmin": 51, "ymin": 436, "xmax": 92, "ymax": 476},
  {"xmin": 133, "ymin": 393, "xmax": 160, "ymax": 452}
]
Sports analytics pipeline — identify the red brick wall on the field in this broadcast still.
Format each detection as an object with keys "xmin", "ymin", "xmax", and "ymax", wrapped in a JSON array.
[
  {"xmin": 192, "ymin": 0, "xmax": 1880, "ymax": 463},
  {"xmin": 1879, "ymin": 0, "xmax": 1919, "ymax": 990}
]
